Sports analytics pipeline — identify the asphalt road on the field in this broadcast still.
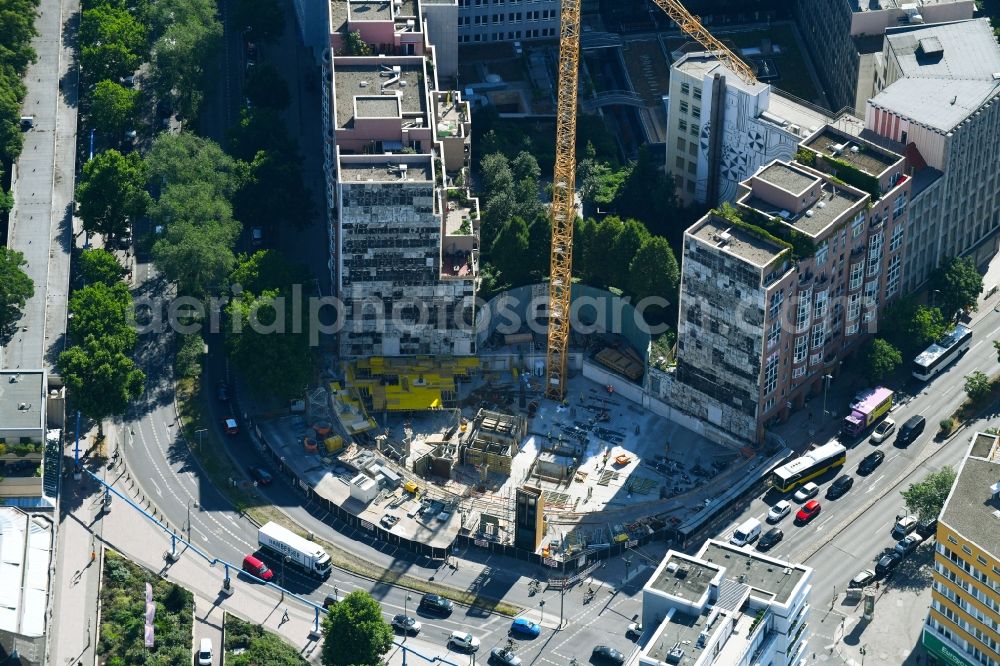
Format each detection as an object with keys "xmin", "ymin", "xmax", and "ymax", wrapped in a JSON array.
[{"xmin": 712, "ymin": 302, "xmax": 1000, "ymax": 657}]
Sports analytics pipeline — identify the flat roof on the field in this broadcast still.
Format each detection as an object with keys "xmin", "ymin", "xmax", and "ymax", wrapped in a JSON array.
[
  {"xmin": 743, "ymin": 167, "xmax": 865, "ymax": 238},
  {"xmin": 348, "ymin": 0, "xmax": 391, "ymax": 20},
  {"xmin": 756, "ymin": 162, "xmax": 818, "ymax": 195},
  {"xmin": 0, "ymin": 371, "xmax": 45, "ymax": 431},
  {"xmin": 700, "ymin": 542, "xmax": 808, "ymax": 606},
  {"xmin": 854, "ymin": 0, "xmax": 969, "ymax": 11},
  {"xmin": 330, "ymin": 0, "xmax": 348, "ymax": 33},
  {"xmin": 767, "ymin": 91, "xmax": 833, "ymax": 133},
  {"xmin": 804, "ymin": 128, "xmax": 901, "ymax": 176},
  {"xmin": 334, "ymin": 61, "xmax": 426, "ymax": 129},
  {"xmin": 646, "ymin": 610, "xmax": 712, "ymax": 666},
  {"xmin": 356, "ymin": 96, "xmax": 400, "ymax": 118},
  {"xmin": 687, "ymin": 214, "xmax": 787, "ymax": 269},
  {"xmin": 339, "ymin": 157, "xmax": 433, "ymax": 182},
  {"xmin": 0, "ymin": 508, "xmax": 52, "ymax": 637},
  {"xmin": 647, "ymin": 552, "xmax": 721, "ymax": 602},
  {"xmin": 672, "ymin": 52, "xmax": 769, "ymax": 96},
  {"xmin": 940, "ymin": 433, "xmax": 1000, "ymax": 557}
]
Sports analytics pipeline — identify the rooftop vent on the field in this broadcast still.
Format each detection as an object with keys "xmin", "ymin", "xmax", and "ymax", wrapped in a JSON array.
[
  {"xmin": 666, "ymin": 562, "xmax": 679, "ymax": 574},
  {"xmin": 817, "ymin": 201, "xmax": 826, "ymax": 209},
  {"xmin": 666, "ymin": 646, "xmax": 685, "ymax": 664},
  {"xmin": 18, "ymin": 402, "xmax": 31, "ymax": 410},
  {"xmin": 360, "ymin": 80, "xmax": 369, "ymax": 87},
  {"xmin": 850, "ymin": 145, "xmax": 860, "ymax": 154},
  {"xmin": 805, "ymin": 210, "xmax": 814, "ymax": 217}
]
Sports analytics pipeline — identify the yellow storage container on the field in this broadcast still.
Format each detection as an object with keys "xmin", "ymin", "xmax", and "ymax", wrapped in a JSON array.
[
  {"xmin": 404, "ymin": 481, "xmax": 419, "ymax": 494},
  {"xmin": 324, "ymin": 435, "xmax": 343, "ymax": 453}
]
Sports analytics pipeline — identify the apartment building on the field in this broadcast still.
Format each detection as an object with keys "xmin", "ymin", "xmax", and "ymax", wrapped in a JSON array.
[
  {"xmin": 322, "ymin": 1, "xmax": 479, "ymax": 358},
  {"xmin": 456, "ymin": 0, "xmax": 559, "ymax": 44},
  {"xmin": 793, "ymin": 0, "xmax": 974, "ymax": 113},
  {"xmin": 925, "ymin": 431, "xmax": 1000, "ymax": 666},
  {"xmin": 673, "ymin": 131, "xmax": 910, "ymax": 444},
  {"xmin": 665, "ymin": 51, "xmax": 833, "ymax": 207},
  {"xmin": 865, "ymin": 18, "xmax": 1000, "ymax": 292},
  {"xmin": 639, "ymin": 540, "xmax": 813, "ymax": 666}
]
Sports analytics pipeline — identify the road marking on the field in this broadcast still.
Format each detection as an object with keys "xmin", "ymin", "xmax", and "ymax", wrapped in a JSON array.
[
  {"xmin": 150, "ymin": 480, "xmax": 162, "ymax": 497},
  {"xmin": 192, "ymin": 526, "xmax": 208, "ymax": 542},
  {"xmin": 865, "ymin": 474, "xmax": 885, "ymax": 492}
]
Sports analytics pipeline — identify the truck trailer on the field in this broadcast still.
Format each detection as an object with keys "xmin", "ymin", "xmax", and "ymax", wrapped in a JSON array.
[{"xmin": 257, "ymin": 521, "xmax": 332, "ymax": 579}]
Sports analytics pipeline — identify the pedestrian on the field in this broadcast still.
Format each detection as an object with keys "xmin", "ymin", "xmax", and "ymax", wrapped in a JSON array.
[{"xmin": 282, "ymin": 608, "xmax": 289, "ymax": 623}]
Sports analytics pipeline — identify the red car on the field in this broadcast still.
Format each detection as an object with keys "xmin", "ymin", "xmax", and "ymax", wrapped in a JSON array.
[
  {"xmin": 796, "ymin": 500, "xmax": 821, "ymax": 524},
  {"xmin": 223, "ymin": 418, "xmax": 239, "ymax": 435}
]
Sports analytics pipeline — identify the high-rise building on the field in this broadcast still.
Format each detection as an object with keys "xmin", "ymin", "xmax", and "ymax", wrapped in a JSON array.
[
  {"xmin": 456, "ymin": 0, "xmax": 560, "ymax": 44},
  {"xmin": 924, "ymin": 430, "xmax": 1000, "ymax": 666},
  {"xmin": 793, "ymin": 0, "xmax": 973, "ymax": 113},
  {"xmin": 673, "ymin": 129, "xmax": 910, "ymax": 444},
  {"xmin": 865, "ymin": 18, "xmax": 1000, "ymax": 292},
  {"xmin": 322, "ymin": 1, "xmax": 480, "ymax": 357},
  {"xmin": 665, "ymin": 51, "xmax": 833, "ymax": 206},
  {"xmin": 639, "ymin": 540, "xmax": 813, "ymax": 666}
]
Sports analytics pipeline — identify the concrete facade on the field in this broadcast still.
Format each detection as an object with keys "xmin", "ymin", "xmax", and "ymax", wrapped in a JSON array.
[
  {"xmin": 674, "ymin": 131, "xmax": 911, "ymax": 444},
  {"xmin": 665, "ymin": 52, "xmax": 833, "ymax": 207},
  {"xmin": 924, "ymin": 431, "xmax": 1000, "ymax": 666},
  {"xmin": 793, "ymin": 0, "xmax": 974, "ymax": 113},
  {"xmin": 322, "ymin": 1, "xmax": 479, "ymax": 358},
  {"xmin": 865, "ymin": 18, "xmax": 1000, "ymax": 292},
  {"xmin": 456, "ymin": 0, "xmax": 559, "ymax": 44},
  {"xmin": 639, "ymin": 540, "xmax": 813, "ymax": 666}
]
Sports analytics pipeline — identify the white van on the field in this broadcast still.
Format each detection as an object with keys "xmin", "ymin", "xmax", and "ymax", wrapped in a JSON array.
[
  {"xmin": 730, "ymin": 518, "xmax": 762, "ymax": 547},
  {"xmin": 197, "ymin": 638, "xmax": 213, "ymax": 665}
]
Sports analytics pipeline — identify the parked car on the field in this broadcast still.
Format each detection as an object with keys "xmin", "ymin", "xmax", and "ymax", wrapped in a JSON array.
[
  {"xmin": 197, "ymin": 638, "xmax": 213, "ymax": 666},
  {"xmin": 248, "ymin": 466, "xmax": 272, "ymax": 486},
  {"xmin": 323, "ymin": 594, "xmax": 338, "ymax": 609},
  {"xmin": 592, "ymin": 646, "xmax": 625, "ymax": 665},
  {"xmin": 896, "ymin": 415, "xmax": 926, "ymax": 446},
  {"xmin": 626, "ymin": 622, "xmax": 643, "ymax": 639},
  {"xmin": 849, "ymin": 569, "xmax": 876, "ymax": 589},
  {"xmin": 895, "ymin": 533, "xmax": 924, "ymax": 555},
  {"xmin": 391, "ymin": 614, "xmax": 422, "ymax": 635},
  {"xmin": 490, "ymin": 647, "xmax": 522, "ymax": 666},
  {"xmin": 767, "ymin": 500, "xmax": 791, "ymax": 523},
  {"xmin": 241, "ymin": 554, "xmax": 273, "ymax": 581},
  {"xmin": 795, "ymin": 500, "xmax": 822, "ymax": 524},
  {"xmin": 826, "ymin": 475, "xmax": 855, "ymax": 500},
  {"xmin": 757, "ymin": 527, "xmax": 784, "ymax": 550},
  {"xmin": 217, "ymin": 381, "xmax": 229, "ymax": 401},
  {"xmin": 381, "ymin": 514, "xmax": 399, "ymax": 528},
  {"xmin": 870, "ymin": 418, "xmax": 896, "ymax": 444},
  {"xmin": 875, "ymin": 551, "xmax": 903, "ymax": 577},
  {"xmin": 419, "ymin": 593, "xmax": 453, "ymax": 616},
  {"xmin": 222, "ymin": 418, "xmax": 239, "ymax": 435},
  {"xmin": 793, "ymin": 482, "xmax": 820, "ymax": 502},
  {"xmin": 893, "ymin": 515, "xmax": 919, "ymax": 538},
  {"xmin": 858, "ymin": 450, "xmax": 885, "ymax": 475},
  {"xmin": 510, "ymin": 618, "xmax": 541, "ymax": 638},
  {"xmin": 916, "ymin": 519, "xmax": 938, "ymax": 539},
  {"xmin": 251, "ymin": 226, "xmax": 264, "ymax": 247},
  {"xmin": 448, "ymin": 631, "xmax": 480, "ymax": 652}
]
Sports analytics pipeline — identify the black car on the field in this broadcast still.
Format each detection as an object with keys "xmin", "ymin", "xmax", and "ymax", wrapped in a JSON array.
[
  {"xmin": 248, "ymin": 467, "xmax": 272, "ymax": 486},
  {"xmin": 826, "ymin": 475, "xmax": 854, "ymax": 499},
  {"xmin": 757, "ymin": 527, "xmax": 783, "ymax": 550},
  {"xmin": 418, "ymin": 593, "xmax": 453, "ymax": 616},
  {"xmin": 916, "ymin": 519, "xmax": 938, "ymax": 539},
  {"xmin": 849, "ymin": 569, "xmax": 876, "ymax": 589},
  {"xmin": 858, "ymin": 450, "xmax": 885, "ymax": 475},
  {"xmin": 875, "ymin": 551, "xmax": 903, "ymax": 577},
  {"xmin": 592, "ymin": 646, "xmax": 625, "ymax": 665},
  {"xmin": 323, "ymin": 594, "xmax": 338, "ymax": 609}
]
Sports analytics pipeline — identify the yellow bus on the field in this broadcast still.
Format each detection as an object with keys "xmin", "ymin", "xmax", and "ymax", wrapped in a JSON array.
[{"xmin": 770, "ymin": 442, "xmax": 847, "ymax": 493}]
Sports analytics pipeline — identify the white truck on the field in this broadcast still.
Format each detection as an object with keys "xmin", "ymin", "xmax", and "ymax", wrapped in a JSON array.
[{"xmin": 257, "ymin": 522, "xmax": 332, "ymax": 579}]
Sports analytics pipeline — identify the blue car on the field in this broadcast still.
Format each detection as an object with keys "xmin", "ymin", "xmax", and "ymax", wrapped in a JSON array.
[{"xmin": 510, "ymin": 618, "xmax": 541, "ymax": 638}]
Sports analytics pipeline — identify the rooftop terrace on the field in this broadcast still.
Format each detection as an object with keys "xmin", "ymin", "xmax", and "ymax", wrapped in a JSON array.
[
  {"xmin": 804, "ymin": 128, "xmax": 902, "ymax": 176},
  {"xmin": 757, "ymin": 162, "xmax": 817, "ymax": 194},
  {"xmin": 743, "ymin": 163, "xmax": 865, "ymax": 238},
  {"xmin": 348, "ymin": 0, "xmax": 391, "ymax": 20},
  {"xmin": 688, "ymin": 214, "xmax": 788, "ymax": 269},
  {"xmin": 334, "ymin": 61, "xmax": 426, "ymax": 129},
  {"xmin": 941, "ymin": 433, "xmax": 1000, "ymax": 556}
]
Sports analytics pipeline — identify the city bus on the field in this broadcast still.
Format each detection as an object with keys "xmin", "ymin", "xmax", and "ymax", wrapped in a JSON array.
[
  {"xmin": 912, "ymin": 324, "xmax": 972, "ymax": 381},
  {"xmin": 770, "ymin": 442, "xmax": 848, "ymax": 493}
]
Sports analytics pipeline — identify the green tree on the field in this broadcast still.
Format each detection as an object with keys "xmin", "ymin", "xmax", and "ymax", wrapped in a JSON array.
[
  {"xmin": 627, "ymin": 236, "xmax": 680, "ymax": 315},
  {"xmin": 244, "ymin": 63, "xmax": 290, "ymax": 110},
  {"xmin": 608, "ymin": 218, "xmax": 649, "ymax": 290},
  {"xmin": 0, "ymin": 247, "xmax": 34, "ymax": 340},
  {"xmin": 932, "ymin": 256, "xmax": 983, "ymax": 318},
  {"xmin": 344, "ymin": 30, "xmax": 371, "ymax": 56},
  {"xmin": 233, "ymin": 149, "xmax": 315, "ymax": 231},
  {"xmin": 79, "ymin": 6, "xmax": 147, "ymax": 82},
  {"xmin": 900, "ymin": 467, "xmax": 957, "ymax": 523},
  {"xmin": 231, "ymin": 0, "xmax": 285, "ymax": 42},
  {"xmin": 67, "ymin": 282, "xmax": 137, "ymax": 352},
  {"xmin": 479, "ymin": 152, "xmax": 514, "ymax": 199},
  {"xmin": 174, "ymin": 331, "xmax": 204, "ymax": 379},
  {"xmin": 578, "ymin": 159, "xmax": 627, "ymax": 210},
  {"xmin": 59, "ymin": 338, "xmax": 145, "ymax": 435},
  {"xmin": 524, "ymin": 213, "xmax": 551, "ymax": 281},
  {"xmin": 613, "ymin": 146, "xmax": 680, "ymax": 236},
  {"xmin": 75, "ymin": 149, "xmax": 151, "ymax": 243},
  {"xmin": 150, "ymin": 16, "xmax": 222, "ymax": 119},
  {"xmin": 227, "ymin": 107, "xmax": 296, "ymax": 161},
  {"xmin": 152, "ymin": 219, "xmax": 239, "ymax": 296},
  {"xmin": 320, "ymin": 590, "xmax": 392, "ymax": 666},
  {"xmin": 860, "ymin": 338, "xmax": 902, "ymax": 383},
  {"xmin": 145, "ymin": 132, "xmax": 237, "ymax": 197},
  {"xmin": 89, "ymin": 79, "xmax": 139, "ymax": 137},
  {"xmin": 881, "ymin": 298, "xmax": 945, "ymax": 358},
  {"xmin": 964, "ymin": 370, "xmax": 992, "ymax": 403},
  {"xmin": 511, "ymin": 150, "xmax": 541, "ymax": 184},
  {"xmin": 150, "ymin": 180, "xmax": 236, "ymax": 230},
  {"xmin": 491, "ymin": 216, "xmax": 531, "ymax": 287}
]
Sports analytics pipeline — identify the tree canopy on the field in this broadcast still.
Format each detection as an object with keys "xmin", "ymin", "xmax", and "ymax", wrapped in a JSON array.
[
  {"xmin": 146, "ymin": 131, "xmax": 238, "ymax": 196},
  {"xmin": 243, "ymin": 63, "xmax": 290, "ymax": 110},
  {"xmin": 0, "ymin": 247, "xmax": 34, "ymax": 341},
  {"xmin": 860, "ymin": 337, "xmax": 902, "ymax": 383},
  {"xmin": 149, "ymin": 0, "xmax": 222, "ymax": 119},
  {"xmin": 964, "ymin": 370, "xmax": 992, "ymax": 403},
  {"xmin": 89, "ymin": 79, "xmax": 140, "ymax": 137},
  {"xmin": 320, "ymin": 590, "xmax": 393, "ymax": 666},
  {"xmin": 880, "ymin": 297, "xmax": 945, "ymax": 358},
  {"xmin": 75, "ymin": 149, "xmax": 151, "ymax": 243},
  {"xmin": 58, "ymin": 338, "xmax": 145, "ymax": 428},
  {"xmin": 901, "ymin": 467, "xmax": 957, "ymax": 523},
  {"xmin": 932, "ymin": 256, "xmax": 983, "ymax": 318},
  {"xmin": 79, "ymin": 6, "xmax": 147, "ymax": 82},
  {"xmin": 67, "ymin": 282, "xmax": 137, "ymax": 352},
  {"xmin": 230, "ymin": 0, "xmax": 286, "ymax": 42},
  {"xmin": 79, "ymin": 248, "xmax": 128, "ymax": 287},
  {"xmin": 152, "ymin": 219, "xmax": 240, "ymax": 296}
]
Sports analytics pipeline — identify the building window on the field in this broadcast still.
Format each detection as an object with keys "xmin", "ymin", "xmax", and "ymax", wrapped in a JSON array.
[
  {"xmin": 893, "ymin": 192, "xmax": 907, "ymax": 219},
  {"xmin": 493, "ymin": 13, "xmax": 501, "ymax": 22},
  {"xmin": 890, "ymin": 223, "xmax": 903, "ymax": 252},
  {"xmin": 848, "ymin": 293, "xmax": 861, "ymax": 321},
  {"xmin": 764, "ymin": 397, "xmax": 775, "ymax": 413},
  {"xmin": 764, "ymin": 353, "xmax": 779, "ymax": 395},
  {"xmin": 948, "ymin": 535, "xmax": 958, "ymax": 545},
  {"xmin": 810, "ymin": 352, "xmax": 822, "ymax": 366},
  {"xmin": 815, "ymin": 240, "xmax": 829, "ymax": 267},
  {"xmin": 886, "ymin": 255, "xmax": 901, "ymax": 297},
  {"xmin": 679, "ymin": 101, "xmax": 689, "ymax": 114},
  {"xmin": 814, "ymin": 290, "xmax": 828, "ymax": 319},
  {"xmin": 793, "ymin": 335, "xmax": 808, "ymax": 364},
  {"xmin": 811, "ymin": 321, "xmax": 825, "ymax": 349},
  {"xmin": 849, "ymin": 262, "xmax": 863, "ymax": 291},
  {"xmin": 867, "ymin": 232, "xmax": 883, "ymax": 276},
  {"xmin": 767, "ymin": 320, "xmax": 780, "ymax": 349},
  {"xmin": 688, "ymin": 142, "xmax": 697, "ymax": 156},
  {"xmin": 692, "ymin": 106, "xmax": 701, "ymax": 119},
  {"xmin": 680, "ymin": 82, "xmax": 690, "ymax": 95},
  {"xmin": 846, "ymin": 322, "xmax": 859, "ymax": 336},
  {"xmin": 769, "ymin": 291, "xmax": 784, "ymax": 319},
  {"xmin": 686, "ymin": 179, "xmax": 695, "ymax": 194},
  {"xmin": 675, "ymin": 156, "xmax": 685, "ymax": 170},
  {"xmin": 676, "ymin": 137, "xmax": 686, "ymax": 151},
  {"xmin": 693, "ymin": 87, "xmax": 702, "ymax": 100},
  {"xmin": 690, "ymin": 123, "xmax": 699, "ymax": 137},
  {"xmin": 963, "ymin": 545, "xmax": 973, "ymax": 556},
  {"xmin": 796, "ymin": 289, "xmax": 811, "ymax": 332},
  {"xmin": 678, "ymin": 119, "xmax": 687, "ymax": 132},
  {"xmin": 793, "ymin": 366, "xmax": 806, "ymax": 378},
  {"xmin": 687, "ymin": 161, "xmax": 696, "ymax": 175},
  {"xmin": 864, "ymin": 279, "xmax": 878, "ymax": 308},
  {"xmin": 852, "ymin": 211, "xmax": 865, "ymax": 237}
]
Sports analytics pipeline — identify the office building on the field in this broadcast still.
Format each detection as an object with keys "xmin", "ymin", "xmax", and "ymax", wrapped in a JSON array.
[
  {"xmin": 925, "ymin": 431, "xmax": 1000, "ymax": 666},
  {"xmin": 793, "ymin": 0, "xmax": 974, "ymax": 113},
  {"xmin": 322, "ymin": 0, "xmax": 479, "ymax": 357},
  {"xmin": 456, "ymin": 0, "xmax": 559, "ymax": 44},
  {"xmin": 639, "ymin": 540, "xmax": 812, "ymax": 666},
  {"xmin": 673, "ymin": 130, "xmax": 910, "ymax": 444},
  {"xmin": 665, "ymin": 51, "xmax": 833, "ymax": 206},
  {"xmin": 865, "ymin": 18, "xmax": 1000, "ymax": 291}
]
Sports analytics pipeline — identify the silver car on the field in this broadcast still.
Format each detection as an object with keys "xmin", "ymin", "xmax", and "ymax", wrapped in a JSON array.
[
  {"xmin": 448, "ymin": 631, "xmax": 480, "ymax": 652},
  {"xmin": 870, "ymin": 418, "xmax": 896, "ymax": 444}
]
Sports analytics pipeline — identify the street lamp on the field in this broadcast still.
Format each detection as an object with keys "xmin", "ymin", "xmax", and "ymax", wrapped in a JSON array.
[
  {"xmin": 821, "ymin": 374, "xmax": 834, "ymax": 416},
  {"xmin": 194, "ymin": 428, "xmax": 207, "ymax": 449},
  {"xmin": 539, "ymin": 599, "xmax": 545, "ymax": 625},
  {"xmin": 404, "ymin": 593, "xmax": 412, "ymax": 618}
]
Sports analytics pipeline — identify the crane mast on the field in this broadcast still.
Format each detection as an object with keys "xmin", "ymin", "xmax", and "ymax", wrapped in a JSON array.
[{"xmin": 543, "ymin": 0, "xmax": 755, "ymax": 400}]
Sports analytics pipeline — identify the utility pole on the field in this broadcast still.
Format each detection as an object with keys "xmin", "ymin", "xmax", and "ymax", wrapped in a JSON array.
[
  {"xmin": 539, "ymin": 599, "xmax": 545, "ymax": 625},
  {"xmin": 822, "ymin": 374, "xmax": 833, "ymax": 416},
  {"xmin": 194, "ymin": 428, "xmax": 207, "ymax": 449},
  {"xmin": 623, "ymin": 556, "xmax": 632, "ymax": 586}
]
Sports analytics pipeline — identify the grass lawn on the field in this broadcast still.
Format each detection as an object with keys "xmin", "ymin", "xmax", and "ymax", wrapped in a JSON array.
[{"xmin": 98, "ymin": 550, "xmax": 194, "ymax": 666}]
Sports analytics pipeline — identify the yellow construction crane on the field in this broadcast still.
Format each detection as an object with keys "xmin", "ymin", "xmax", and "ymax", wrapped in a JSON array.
[{"xmin": 543, "ymin": 0, "xmax": 756, "ymax": 400}]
